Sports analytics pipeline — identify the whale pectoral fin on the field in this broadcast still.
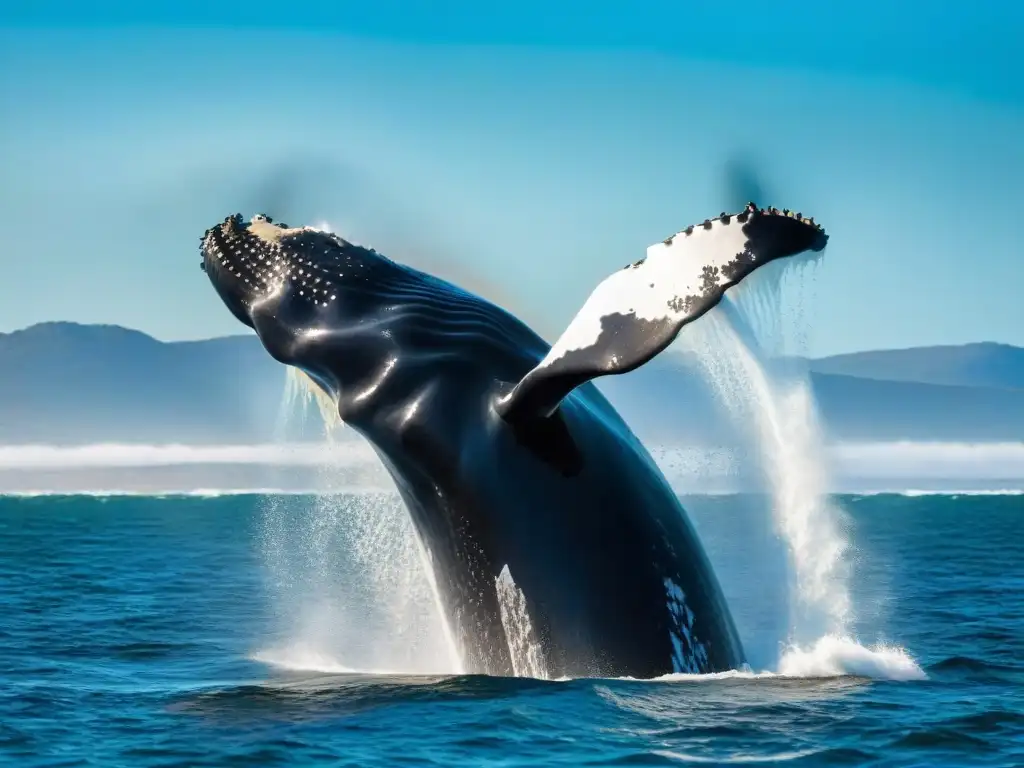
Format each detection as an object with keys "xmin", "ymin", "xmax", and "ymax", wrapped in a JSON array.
[{"xmin": 497, "ymin": 204, "xmax": 828, "ymax": 422}]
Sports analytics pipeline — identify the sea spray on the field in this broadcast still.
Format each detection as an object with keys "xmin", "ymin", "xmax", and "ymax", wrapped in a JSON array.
[
  {"xmin": 273, "ymin": 366, "xmax": 343, "ymax": 439},
  {"xmin": 257, "ymin": 365, "xmax": 462, "ymax": 674},
  {"xmin": 680, "ymin": 297, "xmax": 851, "ymax": 642},
  {"xmin": 677, "ymin": 261, "xmax": 924, "ymax": 679},
  {"xmin": 495, "ymin": 565, "xmax": 549, "ymax": 679}
]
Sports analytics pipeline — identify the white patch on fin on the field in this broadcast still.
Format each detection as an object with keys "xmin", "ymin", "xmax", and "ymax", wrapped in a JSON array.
[
  {"xmin": 546, "ymin": 219, "xmax": 751, "ymax": 365},
  {"xmin": 542, "ymin": 207, "xmax": 823, "ymax": 370},
  {"xmin": 496, "ymin": 205, "xmax": 827, "ymax": 421}
]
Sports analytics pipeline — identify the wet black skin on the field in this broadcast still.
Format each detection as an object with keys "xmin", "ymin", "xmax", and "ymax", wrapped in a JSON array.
[{"xmin": 200, "ymin": 213, "xmax": 746, "ymax": 678}]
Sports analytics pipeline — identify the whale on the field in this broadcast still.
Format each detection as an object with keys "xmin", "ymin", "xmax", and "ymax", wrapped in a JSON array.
[{"xmin": 198, "ymin": 202, "xmax": 828, "ymax": 679}]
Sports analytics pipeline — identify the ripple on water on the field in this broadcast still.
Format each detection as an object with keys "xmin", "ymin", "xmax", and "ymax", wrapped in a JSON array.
[{"xmin": 0, "ymin": 493, "xmax": 1021, "ymax": 767}]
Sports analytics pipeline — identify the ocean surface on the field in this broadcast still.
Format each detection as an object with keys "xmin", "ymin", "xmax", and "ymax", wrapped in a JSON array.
[{"xmin": 1, "ymin": 491, "xmax": 1021, "ymax": 767}]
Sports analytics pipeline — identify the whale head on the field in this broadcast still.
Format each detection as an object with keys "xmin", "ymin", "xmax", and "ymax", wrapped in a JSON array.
[
  {"xmin": 199, "ymin": 212, "xmax": 426, "ymax": 410},
  {"xmin": 200, "ymin": 213, "xmax": 337, "ymax": 328}
]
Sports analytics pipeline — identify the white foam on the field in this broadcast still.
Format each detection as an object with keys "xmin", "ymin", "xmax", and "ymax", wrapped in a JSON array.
[
  {"xmin": 253, "ymin": 638, "xmax": 925, "ymax": 683},
  {"xmin": 643, "ymin": 635, "xmax": 924, "ymax": 682},
  {"xmin": 775, "ymin": 635, "xmax": 926, "ymax": 681}
]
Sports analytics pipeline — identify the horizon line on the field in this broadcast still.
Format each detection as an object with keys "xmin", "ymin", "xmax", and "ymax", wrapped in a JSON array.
[{"xmin": 1, "ymin": 319, "xmax": 1020, "ymax": 358}]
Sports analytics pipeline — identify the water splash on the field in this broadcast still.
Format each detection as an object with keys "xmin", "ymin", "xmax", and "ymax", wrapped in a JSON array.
[
  {"xmin": 677, "ymin": 260, "xmax": 924, "ymax": 680},
  {"xmin": 257, "ymin": 366, "xmax": 462, "ymax": 675},
  {"xmin": 495, "ymin": 565, "xmax": 549, "ymax": 679},
  {"xmin": 647, "ymin": 635, "xmax": 926, "ymax": 682},
  {"xmin": 775, "ymin": 635, "xmax": 925, "ymax": 681},
  {"xmin": 274, "ymin": 366, "xmax": 342, "ymax": 439},
  {"xmin": 679, "ymin": 273, "xmax": 850, "ymax": 642}
]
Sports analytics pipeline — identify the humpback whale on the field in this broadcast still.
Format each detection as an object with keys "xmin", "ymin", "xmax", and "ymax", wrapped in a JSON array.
[{"xmin": 198, "ymin": 203, "xmax": 827, "ymax": 679}]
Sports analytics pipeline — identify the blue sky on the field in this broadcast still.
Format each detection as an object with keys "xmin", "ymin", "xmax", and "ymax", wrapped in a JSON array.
[{"xmin": 1, "ymin": 1, "xmax": 1021, "ymax": 355}]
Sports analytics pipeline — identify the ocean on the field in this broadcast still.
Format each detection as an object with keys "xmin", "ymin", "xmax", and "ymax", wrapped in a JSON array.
[{"xmin": 1, "ymin": 490, "xmax": 1021, "ymax": 767}]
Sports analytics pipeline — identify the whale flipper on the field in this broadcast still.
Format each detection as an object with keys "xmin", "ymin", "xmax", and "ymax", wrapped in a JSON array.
[{"xmin": 498, "ymin": 203, "xmax": 828, "ymax": 422}]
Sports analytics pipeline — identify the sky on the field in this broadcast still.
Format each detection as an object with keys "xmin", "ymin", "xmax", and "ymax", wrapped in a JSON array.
[{"xmin": 1, "ymin": 1, "xmax": 1021, "ymax": 356}]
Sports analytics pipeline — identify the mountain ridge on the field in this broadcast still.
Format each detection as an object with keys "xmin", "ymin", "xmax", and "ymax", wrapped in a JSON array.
[{"xmin": 1, "ymin": 322, "xmax": 1022, "ymax": 444}]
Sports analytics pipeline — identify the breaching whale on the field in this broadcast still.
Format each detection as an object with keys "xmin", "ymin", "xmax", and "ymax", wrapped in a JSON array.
[{"xmin": 198, "ymin": 202, "xmax": 827, "ymax": 679}]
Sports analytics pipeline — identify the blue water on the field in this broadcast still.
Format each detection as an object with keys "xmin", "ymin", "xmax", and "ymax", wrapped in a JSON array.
[{"xmin": 1, "ymin": 492, "xmax": 1021, "ymax": 767}]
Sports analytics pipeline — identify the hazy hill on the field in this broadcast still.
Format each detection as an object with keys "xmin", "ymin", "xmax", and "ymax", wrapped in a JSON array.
[
  {"xmin": 1, "ymin": 322, "xmax": 1022, "ymax": 444},
  {"xmin": 0, "ymin": 323, "xmax": 283, "ymax": 444},
  {"xmin": 600, "ymin": 356, "xmax": 1024, "ymax": 443},
  {"xmin": 804, "ymin": 342, "xmax": 1024, "ymax": 390}
]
